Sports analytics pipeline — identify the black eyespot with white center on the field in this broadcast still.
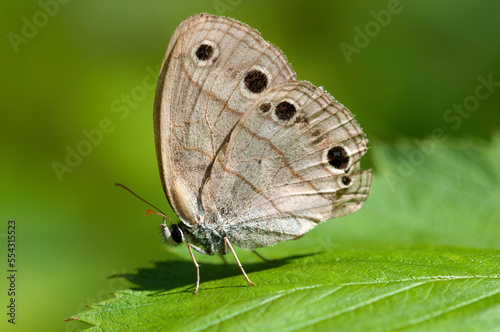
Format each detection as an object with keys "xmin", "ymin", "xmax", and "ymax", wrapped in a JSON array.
[
  {"xmin": 192, "ymin": 41, "xmax": 219, "ymax": 66},
  {"xmin": 195, "ymin": 43, "xmax": 214, "ymax": 61},
  {"xmin": 275, "ymin": 101, "xmax": 297, "ymax": 121},
  {"xmin": 341, "ymin": 176, "xmax": 352, "ymax": 186},
  {"xmin": 244, "ymin": 69, "xmax": 268, "ymax": 94},
  {"xmin": 327, "ymin": 146, "xmax": 350, "ymax": 170}
]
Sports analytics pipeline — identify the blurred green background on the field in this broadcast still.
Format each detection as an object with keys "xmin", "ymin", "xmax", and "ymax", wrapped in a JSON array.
[{"xmin": 1, "ymin": 1, "xmax": 499, "ymax": 331}]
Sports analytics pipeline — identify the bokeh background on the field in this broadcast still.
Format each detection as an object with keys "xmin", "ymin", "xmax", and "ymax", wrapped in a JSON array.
[{"xmin": 1, "ymin": 1, "xmax": 499, "ymax": 330}]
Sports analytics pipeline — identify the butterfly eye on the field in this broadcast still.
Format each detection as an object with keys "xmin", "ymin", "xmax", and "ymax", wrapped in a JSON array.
[
  {"xmin": 327, "ymin": 146, "xmax": 350, "ymax": 170},
  {"xmin": 170, "ymin": 225, "xmax": 184, "ymax": 245},
  {"xmin": 159, "ymin": 223, "xmax": 184, "ymax": 246}
]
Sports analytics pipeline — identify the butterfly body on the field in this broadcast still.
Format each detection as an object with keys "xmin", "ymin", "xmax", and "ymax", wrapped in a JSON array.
[
  {"xmin": 183, "ymin": 221, "xmax": 226, "ymax": 255},
  {"xmin": 153, "ymin": 14, "xmax": 372, "ymax": 293}
]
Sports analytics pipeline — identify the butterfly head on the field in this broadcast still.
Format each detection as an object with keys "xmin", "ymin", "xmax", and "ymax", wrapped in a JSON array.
[{"xmin": 159, "ymin": 219, "xmax": 184, "ymax": 246}]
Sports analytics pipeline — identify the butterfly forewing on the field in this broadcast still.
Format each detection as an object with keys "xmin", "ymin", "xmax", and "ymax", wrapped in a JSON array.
[{"xmin": 154, "ymin": 14, "xmax": 296, "ymax": 224}]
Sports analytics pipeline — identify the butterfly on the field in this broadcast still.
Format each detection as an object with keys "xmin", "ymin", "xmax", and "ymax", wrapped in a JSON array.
[{"xmin": 153, "ymin": 13, "xmax": 372, "ymax": 294}]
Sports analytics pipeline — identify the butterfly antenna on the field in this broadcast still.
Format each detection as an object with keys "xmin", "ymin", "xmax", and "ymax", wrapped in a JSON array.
[{"xmin": 115, "ymin": 183, "xmax": 174, "ymax": 225}]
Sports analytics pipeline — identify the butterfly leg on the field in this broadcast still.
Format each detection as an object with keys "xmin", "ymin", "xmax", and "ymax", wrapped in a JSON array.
[
  {"xmin": 186, "ymin": 243, "xmax": 201, "ymax": 294},
  {"xmin": 223, "ymin": 237, "xmax": 255, "ymax": 287}
]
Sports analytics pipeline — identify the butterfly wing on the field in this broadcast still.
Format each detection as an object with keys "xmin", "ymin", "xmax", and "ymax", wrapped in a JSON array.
[
  {"xmin": 200, "ymin": 81, "xmax": 372, "ymax": 249},
  {"xmin": 154, "ymin": 14, "xmax": 296, "ymax": 223}
]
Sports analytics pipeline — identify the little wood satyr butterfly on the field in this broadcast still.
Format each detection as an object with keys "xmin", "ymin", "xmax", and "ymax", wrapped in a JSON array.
[{"xmin": 152, "ymin": 13, "xmax": 372, "ymax": 293}]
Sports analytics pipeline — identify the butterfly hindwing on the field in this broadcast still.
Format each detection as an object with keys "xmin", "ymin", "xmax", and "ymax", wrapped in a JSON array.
[{"xmin": 200, "ymin": 81, "xmax": 372, "ymax": 249}]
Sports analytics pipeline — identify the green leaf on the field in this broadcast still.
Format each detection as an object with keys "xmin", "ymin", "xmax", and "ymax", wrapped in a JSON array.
[
  {"xmin": 68, "ymin": 135, "xmax": 500, "ymax": 330},
  {"xmin": 70, "ymin": 249, "xmax": 500, "ymax": 331}
]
